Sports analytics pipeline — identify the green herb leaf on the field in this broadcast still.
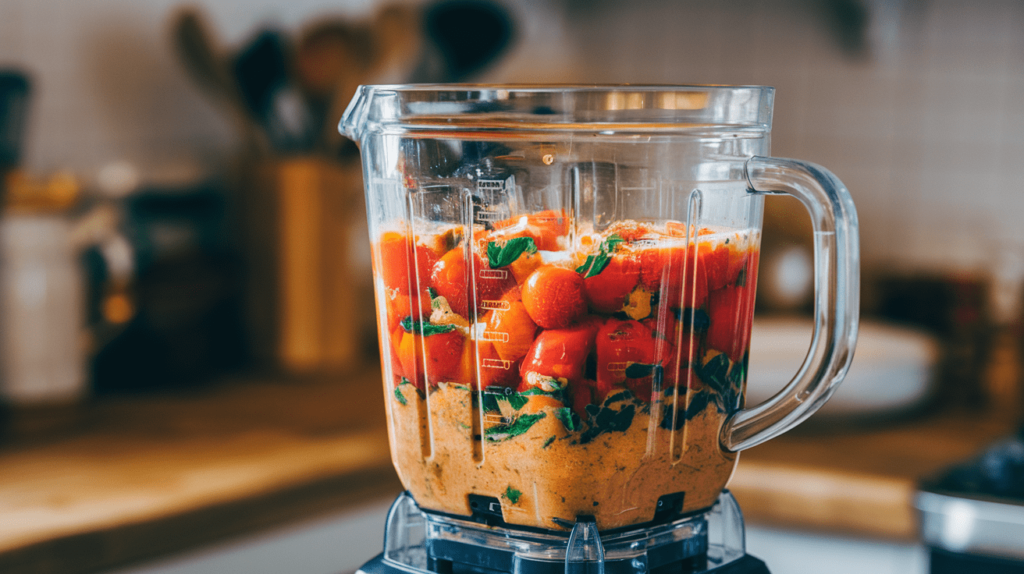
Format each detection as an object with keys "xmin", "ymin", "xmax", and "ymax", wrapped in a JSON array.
[
  {"xmin": 624, "ymin": 363, "xmax": 657, "ymax": 379},
  {"xmin": 503, "ymin": 485, "xmax": 522, "ymax": 504},
  {"xmin": 482, "ymin": 386, "xmax": 527, "ymax": 413},
  {"xmin": 576, "ymin": 233, "xmax": 625, "ymax": 278},
  {"xmin": 393, "ymin": 386, "xmax": 408, "ymax": 406},
  {"xmin": 486, "ymin": 413, "xmax": 546, "ymax": 442},
  {"xmin": 660, "ymin": 390, "xmax": 710, "ymax": 430},
  {"xmin": 427, "ymin": 287, "xmax": 438, "ymax": 299},
  {"xmin": 487, "ymin": 237, "xmax": 537, "ymax": 268},
  {"xmin": 605, "ymin": 390, "xmax": 634, "ymax": 404},
  {"xmin": 580, "ymin": 403, "xmax": 635, "ymax": 444},
  {"xmin": 543, "ymin": 436, "xmax": 556, "ymax": 448},
  {"xmin": 400, "ymin": 316, "xmax": 457, "ymax": 336},
  {"xmin": 674, "ymin": 308, "xmax": 710, "ymax": 332},
  {"xmin": 555, "ymin": 407, "xmax": 580, "ymax": 432},
  {"xmin": 698, "ymin": 353, "xmax": 731, "ymax": 395}
]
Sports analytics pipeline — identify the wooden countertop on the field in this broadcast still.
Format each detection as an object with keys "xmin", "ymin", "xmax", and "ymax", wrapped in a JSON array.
[{"xmin": 0, "ymin": 368, "xmax": 1015, "ymax": 573}]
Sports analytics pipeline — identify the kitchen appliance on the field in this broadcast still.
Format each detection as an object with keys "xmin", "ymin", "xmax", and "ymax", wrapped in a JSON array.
[
  {"xmin": 339, "ymin": 85, "xmax": 859, "ymax": 573},
  {"xmin": 917, "ymin": 428, "xmax": 1024, "ymax": 573}
]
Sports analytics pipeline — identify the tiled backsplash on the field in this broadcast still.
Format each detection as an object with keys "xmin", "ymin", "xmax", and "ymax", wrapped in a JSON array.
[{"xmin": 2, "ymin": 0, "xmax": 1022, "ymax": 272}]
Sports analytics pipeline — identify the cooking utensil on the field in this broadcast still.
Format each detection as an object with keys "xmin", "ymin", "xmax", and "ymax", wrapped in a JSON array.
[{"xmin": 0, "ymin": 70, "xmax": 31, "ymax": 175}]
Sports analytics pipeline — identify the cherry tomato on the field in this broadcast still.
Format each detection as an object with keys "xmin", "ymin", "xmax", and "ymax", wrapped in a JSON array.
[
  {"xmin": 595, "ymin": 319, "xmax": 656, "ymax": 400},
  {"xmin": 493, "ymin": 209, "xmax": 569, "ymax": 251},
  {"xmin": 376, "ymin": 232, "xmax": 437, "ymax": 294},
  {"xmin": 520, "ymin": 318, "xmax": 601, "ymax": 389},
  {"xmin": 701, "ymin": 242, "xmax": 731, "ymax": 291},
  {"xmin": 384, "ymin": 287, "xmax": 432, "ymax": 332},
  {"xmin": 476, "ymin": 340, "xmax": 520, "ymax": 389},
  {"xmin": 381, "ymin": 325, "xmax": 407, "ymax": 385},
  {"xmin": 521, "ymin": 266, "xmax": 587, "ymax": 329},
  {"xmin": 397, "ymin": 328, "xmax": 465, "ymax": 388},
  {"xmin": 583, "ymin": 253, "xmax": 641, "ymax": 314},
  {"xmin": 642, "ymin": 315, "xmax": 703, "ymax": 390},
  {"xmin": 571, "ymin": 379, "xmax": 598, "ymax": 419},
  {"xmin": 486, "ymin": 288, "xmax": 538, "ymax": 362},
  {"xmin": 431, "ymin": 248, "xmax": 514, "ymax": 318},
  {"xmin": 508, "ymin": 250, "xmax": 544, "ymax": 284},
  {"xmin": 638, "ymin": 245, "xmax": 709, "ymax": 310},
  {"xmin": 706, "ymin": 284, "xmax": 757, "ymax": 363}
]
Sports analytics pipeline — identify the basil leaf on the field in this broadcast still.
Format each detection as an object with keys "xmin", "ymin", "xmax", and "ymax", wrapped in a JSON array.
[
  {"xmin": 580, "ymin": 403, "xmax": 636, "ymax": 444},
  {"xmin": 504, "ymin": 486, "xmax": 522, "ymax": 504},
  {"xmin": 555, "ymin": 407, "xmax": 580, "ymax": 432},
  {"xmin": 394, "ymin": 386, "xmax": 408, "ymax": 406},
  {"xmin": 485, "ymin": 413, "xmax": 546, "ymax": 442},
  {"xmin": 487, "ymin": 237, "xmax": 537, "ymax": 268},
  {"xmin": 624, "ymin": 363, "xmax": 656, "ymax": 379},
  {"xmin": 660, "ymin": 390, "xmax": 710, "ymax": 430},
  {"xmin": 543, "ymin": 436, "xmax": 556, "ymax": 448},
  {"xmin": 400, "ymin": 317, "xmax": 457, "ymax": 336},
  {"xmin": 674, "ymin": 307, "xmax": 710, "ymax": 333},
  {"xmin": 605, "ymin": 390, "xmax": 633, "ymax": 404},
  {"xmin": 577, "ymin": 233, "xmax": 625, "ymax": 278},
  {"xmin": 504, "ymin": 393, "xmax": 529, "ymax": 411},
  {"xmin": 697, "ymin": 353, "xmax": 731, "ymax": 395}
]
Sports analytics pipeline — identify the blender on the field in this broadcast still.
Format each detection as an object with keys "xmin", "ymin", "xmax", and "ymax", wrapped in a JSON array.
[{"xmin": 339, "ymin": 85, "xmax": 859, "ymax": 573}]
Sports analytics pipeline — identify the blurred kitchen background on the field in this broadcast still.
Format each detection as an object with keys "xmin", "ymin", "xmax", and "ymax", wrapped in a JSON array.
[{"xmin": 1, "ymin": 1, "xmax": 1023, "ymax": 574}]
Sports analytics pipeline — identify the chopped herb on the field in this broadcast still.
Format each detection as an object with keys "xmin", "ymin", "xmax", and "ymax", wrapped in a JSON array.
[
  {"xmin": 674, "ymin": 308, "xmax": 710, "ymax": 332},
  {"xmin": 459, "ymin": 422, "xmax": 472, "ymax": 430},
  {"xmin": 580, "ymin": 403, "xmax": 636, "ymax": 444},
  {"xmin": 555, "ymin": 407, "xmax": 580, "ymax": 432},
  {"xmin": 394, "ymin": 386, "xmax": 408, "ymax": 406},
  {"xmin": 725, "ymin": 237, "xmax": 730, "ymax": 245},
  {"xmin": 698, "ymin": 353, "xmax": 731, "ymax": 396},
  {"xmin": 487, "ymin": 237, "xmax": 537, "ymax": 268},
  {"xmin": 400, "ymin": 316, "xmax": 457, "ymax": 336},
  {"xmin": 661, "ymin": 390, "xmax": 710, "ymax": 430},
  {"xmin": 486, "ymin": 413, "xmax": 546, "ymax": 442},
  {"xmin": 503, "ymin": 486, "xmax": 522, "ymax": 504},
  {"xmin": 543, "ymin": 436, "xmax": 556, "ymax": 448},
  {"xmin": 604, "ymin": 390, "xmax": 634, "ymax": 404},
  {"xmin": 427, "ymin": 287, "xmax": 438, "ymax": 299},
  {"xmin": 575, "ymin": 233, "xmax": 625, "ymax": 278},
  {"xmin": 735, "ymin": 268, "xmax": 746, "ymax": 287},
  {"xmin": 624, "ymin": 363, "xmax": 659, "ymax": 379},
  {"xmin": 482, "ymin": 387, "xmax": 528, "ymax": 413}
]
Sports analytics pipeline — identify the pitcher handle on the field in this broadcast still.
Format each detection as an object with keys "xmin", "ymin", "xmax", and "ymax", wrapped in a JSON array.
[{"xmin": 720, "ymin": 156, "xmax": 860, "ymax": 452}]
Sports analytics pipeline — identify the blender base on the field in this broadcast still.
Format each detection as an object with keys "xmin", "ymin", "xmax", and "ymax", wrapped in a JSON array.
[{"xmin": 355, "ymin": 490, "xmax": 770, "ymax": 574}]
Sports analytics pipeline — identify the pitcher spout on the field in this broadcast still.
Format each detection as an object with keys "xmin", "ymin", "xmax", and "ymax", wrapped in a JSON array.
[{"xmin": 338, "ymin": 85, "xmax": 372, "ymax": 143}]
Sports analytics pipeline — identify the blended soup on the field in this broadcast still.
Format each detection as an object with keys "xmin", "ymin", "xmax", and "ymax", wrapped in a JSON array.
[{"xmin": 374, "ymin": 212, "xmax": 759, "ymax": 531}]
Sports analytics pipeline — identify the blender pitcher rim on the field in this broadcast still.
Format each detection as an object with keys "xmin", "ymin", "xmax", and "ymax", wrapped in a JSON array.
[{"xmin": 338, "ymin": 84, "xmax": 775, "ymax": 142}]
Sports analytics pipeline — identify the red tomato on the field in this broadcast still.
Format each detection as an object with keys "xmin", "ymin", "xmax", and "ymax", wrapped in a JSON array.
[
  {"xmin": 642, "ymin": 315, "xmax": 703, "ymax": 390},
  {"xmin": 397, "ymin": 329, "xmax": 466, "ymax": 388},
  {"xmin": 572, "ymin": 379, "xmax": 598, "ymax": 419},
  {"xmin": 486, "ymin": 288, "xmax": 538, "ymax": 362},
  {"xmin": 706, "ymin": 284, "xmax": 757, "ymax": 363},
  {"xmin": 583, "ymin": 253, "xmax": 641, "ymax": 314},
  {"xmin": 520, "ymin": 319, "xmax": 601, "ymax": 389},
  {"xmin": 476, "ymin": 340, "xmax": 520, "ymax": 389},
  {"xmin": 492, "ymin": 209, "xmax": 569, "ymax": 252},
  {"xmin": 521, "ymin": 266, "xmax": 587, "ymax": 329},
  {"xmin": 376, "ymin": 232, "xmax": 437, "ymax": 294},
  {"xmin": 384, "ymin": 287, "xmax": 432, "ymax": 332},
  {"xmin": 603, "ymin": 221, "xmax": 654, "ymax": 242},
  {"xmin": 595, "ymin": 319, "xmax": 656, "ymax": 400},
  {"xmin": 701, "ymin": 242, "xmax": 731, "ymax": 291},
  {"xmin": 637, "ymin": 245, "xmax": 709, "ymax": 310},
  {"xmin": 431, "ymin": 248, "xmax": 514, "ymax": 318}
]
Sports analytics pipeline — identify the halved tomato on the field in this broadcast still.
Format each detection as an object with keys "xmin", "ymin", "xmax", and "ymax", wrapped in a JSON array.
[
  {"xmin": 520, "ymin": 318, "xmax": 602, "ymax": 389},
  {"xmin": 594, "ymin": 318, "xmax": 656, "ymax": 400},
  {"xmin": 583, "ymin": 252, "xmax": 641, "ymax": 314}
]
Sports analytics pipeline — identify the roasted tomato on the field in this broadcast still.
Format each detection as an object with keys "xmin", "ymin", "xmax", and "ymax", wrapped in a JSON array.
[
  {"xmin": 485, "ymin": 287, "xmax": 538, "ymax": 362},
  {"xmin": 376, "ymin": 231, "xmax": 437, "ymax": 294},
  {"xmin": 520, "ymin": 318, "xmax": 601, "ymax": 390},
  {"xmin": 492, "ymin": 209, "xmax": 569, "ymax": 251},
  {"xmin": 594, "ymin": 318, "xmax": 656, "ymax": 400},
  {"xmin": 706, "ymin": 284, "xmax": 757, "ymax": 363},
  {"xmin": 521, "ymin": 266, "xmax": 587, "ymax": 329},
  {"xmin": 583, "ymin": 253, "xmax": 641, "ymax": 314},
  {"xmin": 431, "ymin": 248, "xmax": 514, "ymax": 318}
]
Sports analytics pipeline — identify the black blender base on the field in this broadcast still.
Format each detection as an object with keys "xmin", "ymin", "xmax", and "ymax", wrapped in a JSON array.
[{"xmin": 357, "ymin": 552, "xmax": 770, "ymax": 574}]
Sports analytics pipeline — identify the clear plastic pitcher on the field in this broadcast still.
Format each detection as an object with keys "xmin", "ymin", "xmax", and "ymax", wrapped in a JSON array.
[{"xmin": 340, "ymin": 85, "xmax": 859, "ymax": 531}]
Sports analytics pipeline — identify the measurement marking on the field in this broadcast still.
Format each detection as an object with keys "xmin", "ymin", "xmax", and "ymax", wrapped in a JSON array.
[
  {"xmin": 607, "ymin": 362, "xmax": 630, "ymax": 372},
  {"xmin": 477, "ymin": 180, "xmax": 505, "ymax": 190},
  {"xmin": 479, "ymin": 269, "xmax": 509, "ymax": 280},
  {"xmin": 475, "ymin": 210, "xmax": 503, "ymax": 222},
  {"xmin": 482, "ymin": 331, "xmax": 509, "ymax": 343},
  {"xmin": 481, "ymin": 300, "xmax": 511, "ymax": 311},
  {"xmin": 482, "ymin": 358, "xmax": 512, "ymax": 370}
]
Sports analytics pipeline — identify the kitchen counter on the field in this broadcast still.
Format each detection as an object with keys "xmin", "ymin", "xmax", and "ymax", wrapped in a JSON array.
[{"xmin": 0, "ymin": 367, "xmax": 1015, "ymax": 574}]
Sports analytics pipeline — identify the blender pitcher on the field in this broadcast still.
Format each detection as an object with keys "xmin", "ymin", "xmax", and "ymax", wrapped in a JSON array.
[{"xmin": 340, "ymin": 85, "xmax": 858, "ymax": 531}]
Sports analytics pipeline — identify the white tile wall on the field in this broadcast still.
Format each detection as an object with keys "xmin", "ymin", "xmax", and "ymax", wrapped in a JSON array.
[{"xmin": 2, "ymin": 0, "xmax": 1023, "ymax": 271}]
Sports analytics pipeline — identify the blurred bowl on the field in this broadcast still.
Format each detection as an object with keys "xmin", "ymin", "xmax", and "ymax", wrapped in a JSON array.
[{"xmin": 746, "ymin": 317, "xmax": 939, "ymax": 418}]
